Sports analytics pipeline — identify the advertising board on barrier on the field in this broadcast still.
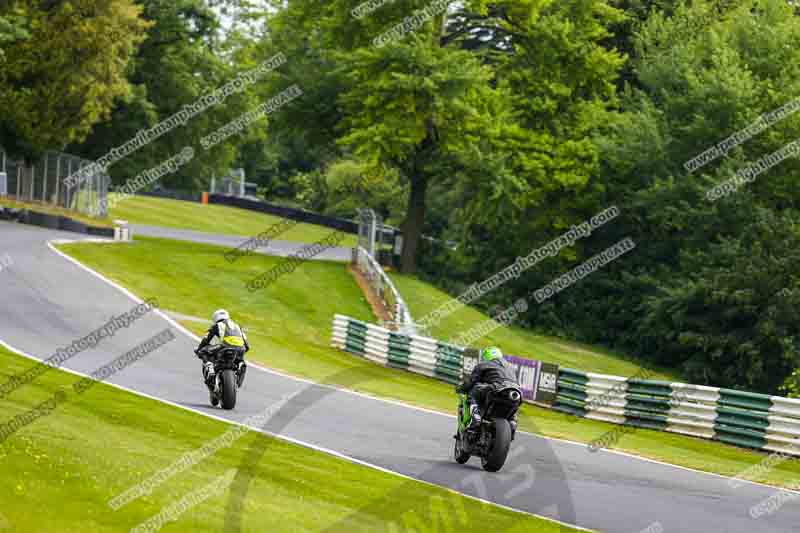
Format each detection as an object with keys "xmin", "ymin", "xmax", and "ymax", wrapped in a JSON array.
[
  {"xmin": 505, "ymin": 356, "xmax": 541, "ymax": 402},
  {"xmin": 536, "ymin": 361, "xmax": 559, "ymax": 405},
  {"xmin": 461, "ymin": 350, "xmax": 559, "ymax": 405}
]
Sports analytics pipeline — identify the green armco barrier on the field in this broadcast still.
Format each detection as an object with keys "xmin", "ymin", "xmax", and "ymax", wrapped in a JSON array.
[
  {"xmin": 556, "ymin": 387, "xmax": 588, "ymax": 403},
  {"xmin": 626, "ymin": 379, "xmax": 673, "ymax": 397},
  {"xmin": 344, "ymin": 341, "xmax": 366, "ymax": 355},
  {"xmin": 435, "ymin": 353, "xmax": 461, "ymax": 367},
  {"xmin": 714, "ymin": 427, "xmax": 768, "ymax": 450},
  {"xmin": 387, "ymin": 345, "xmax": 410, "ymax": 356},
  {"xmin": 552, "ymin": 403, "xmax": 587, "ymax": 418},
  {"xmin": 626, "ymin": 395, "xmax": 672, "ymax": 413},
  {"xmin": 624, "ymin": 407, "xmax": 669, "ymax": 425},
  {"xmin": 436, "ymin": 344, "xmax": 462, "ymax": 357},
  {"xmin": 718, "ymin": 388, "xmax": 773, "ymax": 412},
  {"xmin": 434, "ymin": 370, "xmax": 460, "ymax": 384},
  {"xmin": 558, "ymin": 378, "xmax": 587, "ymax": 393},
  {"xmin": 388, "ymin": 333, "xmax": 411, "ymax": 345},
  {"xmin": 435, "ymin": 356, "xmax": 461, "ymax": 369},
  {"xmin": 387, "ymin": 351, "xmax": 410, "ymax": 368},
  {"xmin": 558, "ymin": 377, "xmax": 588, "ymax": 391},
  {"xmin": 346, "ymin": 321, "xmax": 367, "ymax": 333},
  {"xmin": 715, "ymin": 406, "xmax": 770, "ymax": 432},
  {"xmin": 625, "ymin": 417, "xmax": 669, "ymax": 431},
  {"xmin": 334, "ymin": 314, "xmax": 800, "ymax": 458},
  {"xmin": 346, "ymin": 319, "xmax": 368, "ymax": 331},
  {"xmin": 554, "ymin": 395, "xmax": 587, "ymax": 409},
  {"xmin": 559, "ymin": 368, "xmax": 589, "ymax": 385},
  {"xmin": 435, "ymin": 344, "xmax": 464, "ymax": 384},
  {"xmin": 346, "ymin": 324, "xmax": 367, "ymax": 339},
  {"xmin": 388, "ymin": 340, "xmax": 411, "ymax": 352}
]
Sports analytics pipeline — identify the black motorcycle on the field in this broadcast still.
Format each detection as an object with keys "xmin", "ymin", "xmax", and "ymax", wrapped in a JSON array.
[
  {"xmin": 454, "ymin": 386, "xmax": 522, "ymax": 472},
  {"xmin": 198, "ymin": 346, "xmax": 246, "ymax": 410}
]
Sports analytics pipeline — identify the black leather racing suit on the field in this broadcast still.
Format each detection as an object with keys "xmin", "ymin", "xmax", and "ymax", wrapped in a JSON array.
[
  {"xmin": 457, "ymin": 358, "xmax": 520, "ymax": 420},
  {"xmin": 196, "ymin": 319, "xmax": 250, "ymax": 386}
]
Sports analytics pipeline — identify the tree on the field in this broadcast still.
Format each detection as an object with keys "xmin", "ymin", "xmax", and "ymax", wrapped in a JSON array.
[
  {"xmin": 636, "ymin": 204, "xmax": 800, "ymax": 392},
  {"xmin": 427, "ymin": 0, "xmax": 626, "ymax": 294},
  {"xmin": 336, "ymin": 38, "xmax": 510, "ymax": 272},
  {"xmin": 0, "ymin": 9, "xmax": 29, "ymax": 62},
  {"xmin": 74, "ymin": 0, "xmax": 269, "ymax": 190},
  {"xmin": 528, "ymin": 0, "xmax": 800, "ymax": 392},
  {"xmin": 259, "ymin": 0, "xmax": 624, "ymax": 272},
  {"xmin": 0, "ymin": 0, "xmax": 149, "ymax": 160},
  {"xmin": 256, "ymin": 2, "xmax": 495, "ymax": 271}
]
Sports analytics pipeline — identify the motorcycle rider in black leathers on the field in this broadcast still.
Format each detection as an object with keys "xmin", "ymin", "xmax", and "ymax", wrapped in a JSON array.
[
  {"xmin": 194, "ymin": 309, "xmax": 249, "ymax": 389},
  {"xmin": 456, "ymin": 346, "xmax": 520, "ymax": 434}
]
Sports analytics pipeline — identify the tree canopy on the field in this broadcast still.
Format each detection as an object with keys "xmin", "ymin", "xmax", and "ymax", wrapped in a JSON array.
[{"xmin": 2, "ymin": 0, "xmax": 799, "ymax": 393}]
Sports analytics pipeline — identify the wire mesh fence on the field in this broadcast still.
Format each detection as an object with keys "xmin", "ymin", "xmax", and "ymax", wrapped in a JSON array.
[
  {"xmin": 0, "ymin": 147, "xmax": 110, "ymax": 218},
  {"xmin": 210, "ymin": 168, "xmax": 259, "ymax": 199}
]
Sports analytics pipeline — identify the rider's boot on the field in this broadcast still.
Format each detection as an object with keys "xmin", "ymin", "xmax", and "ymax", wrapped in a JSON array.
[
  {"xmin": 510, "ymin": 413, "xmax": 519, "ymax": 439},
  {"xmin": 203, "ymin": 361, "xmax": 216, "ymax": 388},
  {"xmin": 468, "ymin": 404, "xmax": 482, "ymax": 429},
  {"xmin": 236, "ymin": 362, "xmax": 247, "ymax": 388}
]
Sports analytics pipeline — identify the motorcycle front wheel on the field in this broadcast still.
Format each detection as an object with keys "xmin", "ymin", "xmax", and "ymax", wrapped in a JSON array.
[{"xmin": 454, "ymin": 431, "xmax": 471, "ymax": 464}]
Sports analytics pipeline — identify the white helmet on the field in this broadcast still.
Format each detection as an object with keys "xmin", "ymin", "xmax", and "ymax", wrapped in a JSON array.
[{"xmin": 212, "ymin": 309, "xmax": 230, "ymax": 323}]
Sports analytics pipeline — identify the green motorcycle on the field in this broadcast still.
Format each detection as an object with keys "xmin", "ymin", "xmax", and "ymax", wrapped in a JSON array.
[{"xmin": 454, "ymin": 386, "xmax": 522, "ymax": 472}]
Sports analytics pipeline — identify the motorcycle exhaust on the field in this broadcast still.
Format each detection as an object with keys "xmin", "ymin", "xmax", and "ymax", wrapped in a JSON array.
[{"xmin": 509, "ymin": 390, "xmax": 521, "ymax": 402}]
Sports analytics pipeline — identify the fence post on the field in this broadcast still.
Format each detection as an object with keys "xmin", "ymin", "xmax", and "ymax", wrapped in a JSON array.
[
  {"xmin": 54, "ymin": 155, "xmax": 61, "ymax": 206},
  {"xmin": 84, "ymin": 163, "xmax": 91, "ymax": 214},
  {"xmin": 42, "ymin": 154, "xmax": 48, "ymax": 204},
  {"xmin": 66, "ymin": 159, "xmax": 72, "ymax": 209}
]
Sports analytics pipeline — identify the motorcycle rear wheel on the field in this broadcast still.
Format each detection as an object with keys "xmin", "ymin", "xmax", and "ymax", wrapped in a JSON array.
[
  {"xmin": 220, "ymin": 369, "xmax": 237, "ymax": 410},
  {"xmin": 481, "ymin": 418, "xmax": 512, "ymax": 472}
]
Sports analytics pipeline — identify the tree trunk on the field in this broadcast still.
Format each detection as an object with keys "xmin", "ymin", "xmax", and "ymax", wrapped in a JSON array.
[{"xmin": 400, "ymin": 174, "xmax": 428, "ymax": 274}]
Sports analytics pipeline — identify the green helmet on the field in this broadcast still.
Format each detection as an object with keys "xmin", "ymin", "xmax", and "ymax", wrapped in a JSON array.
[{"xmin": 481, "ymin": 346, "xmax": 503, "ymax": 362}]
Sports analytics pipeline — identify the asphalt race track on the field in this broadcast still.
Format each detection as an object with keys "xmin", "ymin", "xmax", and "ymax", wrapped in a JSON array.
[{"xmin": 1, "ymin": 221, "xmax": 797, "ymax": 533}]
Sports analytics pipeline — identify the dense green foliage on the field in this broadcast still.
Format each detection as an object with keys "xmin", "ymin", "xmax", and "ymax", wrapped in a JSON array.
[
  {"xmin": 71, "ymin": 0, "xmax": 266, "ymax": 189},
  {"xmin": 465, "ymin": 0, "xmax": 800, "ymax": 393},
  {"xmin": 0, "ymin": 0, "xmax": 149, "ymax": 160},
  {"xmin": 2, "ymin": 0, "xmax": 798, "ymax": 393}
]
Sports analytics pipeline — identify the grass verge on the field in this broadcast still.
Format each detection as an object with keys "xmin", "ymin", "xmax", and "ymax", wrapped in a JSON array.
[
  {"xmin": 56, "ymin": 237, "xmax": 800, "ymax": 489},
  {"xmin": 0, "ymin": 346, "xmax": 572, "ymax": 532}
]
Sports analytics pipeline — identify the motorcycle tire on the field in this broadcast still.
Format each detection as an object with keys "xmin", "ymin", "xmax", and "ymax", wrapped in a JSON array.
[
  {"xmin": 454, "ymin": 432, "xmax": 471, "ymax": 464},
  {"xmin": 220, "ymin": 369, "xmax": 237, "ymax": 410},
  {"xmin": 481, "ymin": 418, "xmax": 512, "ymax": 472}
]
